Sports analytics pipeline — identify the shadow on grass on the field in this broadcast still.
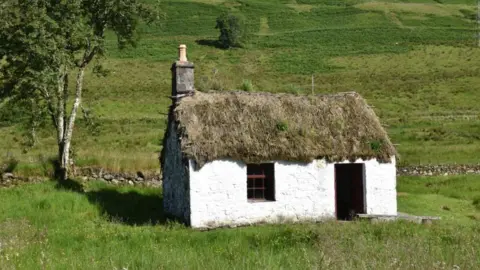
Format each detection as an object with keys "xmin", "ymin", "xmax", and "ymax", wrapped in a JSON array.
[
  {"xmin": 195, "ymin": 39, "xmax": 225, "ymax": 49},
  {"xmin": 55, "ymin": 179, "xmax": 167, "ymax": 225},
  {"xmin": 55, "ymin": 178, "xmax": 84, "ymax": 192}
]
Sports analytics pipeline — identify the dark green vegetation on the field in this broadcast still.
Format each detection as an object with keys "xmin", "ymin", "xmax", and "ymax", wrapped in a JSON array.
[
  {"xmin": 0, "ymin": 175, "xmax": 478, "ymax": 269},
  {"xmin": 0, "ymin": 0, "xmax": 158, "ymax": 179},
  {"xmin": 1, "ymin": 0, "xmax": 479, "ymax": 174},
  {"xmin": 215, "ymin": 12, "xmax": 249, "ymax": 48}
]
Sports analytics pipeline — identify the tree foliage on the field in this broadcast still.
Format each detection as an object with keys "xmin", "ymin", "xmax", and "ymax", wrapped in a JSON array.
[
  {"xmin": 215, "ymin": 13, "xmax": 248, "ymax": 49},
  {"xmin": 0, "ymin": 0, "xmax": 158, "ymax": 180}
]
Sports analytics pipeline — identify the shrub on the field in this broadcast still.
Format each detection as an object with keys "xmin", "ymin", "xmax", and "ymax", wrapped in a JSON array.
[
  {"xmin": 473, "ymin": 196, "xmax": 480, "ymax": 210},
  {"xmin": 286, "ymin": 84, "xmax": 302, "ymax": 95},
  {"xmin": 459, "ymin": 9, "xmax": 476, "ymax": 21},
  {"xmin": 197, "ymin": 70, "xmax": 226, "ymax": 91},
  {"xmin": 211, "ymin": 79, "xmax": 225, "ymax": 91},
  {"xmin": 369, "ymin": 140, "xmax": 383, "ymax": 153},
  {"xmin": 276, "ymin": 121, "xmax": 288, "ymax": 132},
  {"xmin": 215, "ymin": 13, "xmax": 248, "ymax": 49},
  {"xmin": 240, "ymin": 79, "xmax": 254, "ymax": 92},
  {"xmin": 0, "ymin": 99, "xmax": 29, "ymax": 126},
  {"xmin": 1, "ymin": 155, "xmax": 19, "ymax": 173}
]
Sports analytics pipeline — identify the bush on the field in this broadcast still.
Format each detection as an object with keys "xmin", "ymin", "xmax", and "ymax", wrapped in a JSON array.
[
  {"xmin": 1, "ymin": 155, "xmax": 19, "ymax": 173},
  {"xmin": 215, "ymin": 13, "xmax": 248, "ymax": 49},
  {"xmin": 369, "ymin": 140, "xmax": 383, "ymax": 153},
  {"xmin": 240, "ymin": 79, "xmax": 254, "ymax": 92},
  {"xmin": 0, "ymin": 99, "xmax": 29, "ymax": 126},
  {"xmin": 473, "ymin": 196, "xmax": 480, "ymax": 210},
  {"xmin": 276, "ymin": 121, "xmax": 288, "ymax": 132}
]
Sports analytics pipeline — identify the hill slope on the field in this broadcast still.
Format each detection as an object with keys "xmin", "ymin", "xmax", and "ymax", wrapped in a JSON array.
[{"xmin": 1, "ymin": 0, "xmax": 479, "ymax": 174}]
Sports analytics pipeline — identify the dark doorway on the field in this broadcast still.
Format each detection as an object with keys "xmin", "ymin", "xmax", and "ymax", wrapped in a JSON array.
[{"xmin": 335, "ymin": 164, "xmax": 366, "ymax": 220}]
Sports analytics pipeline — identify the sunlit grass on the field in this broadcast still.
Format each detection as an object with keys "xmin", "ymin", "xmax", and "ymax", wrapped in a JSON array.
[{"xmin": 0, "ymin": 175, "xmax": 479, "ymax": 269}]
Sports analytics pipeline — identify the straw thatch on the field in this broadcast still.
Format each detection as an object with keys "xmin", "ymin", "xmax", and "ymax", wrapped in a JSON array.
[{"xmin": 167, "ymin": 91, "xmax": 396, "ymax": 168}]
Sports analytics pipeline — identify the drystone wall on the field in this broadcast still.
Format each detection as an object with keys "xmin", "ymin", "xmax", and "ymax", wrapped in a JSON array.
[
  {"xmin": 1, "ymin": 168, "xmax": 161, "ymax": 188},
  {"xmin": 397, "ymin": 164, "xmax": 480, "ymax": 176},
  {"xmin": 2, "ymin": 164, "xmax": 480, "ymax": 188},
  {"xmin": 74, "ymin": 167, "xmax": 162, "ymax": 187},
  {"xmin": 1, "ymin": 173, "xmax": 46, "ymax": 187}
]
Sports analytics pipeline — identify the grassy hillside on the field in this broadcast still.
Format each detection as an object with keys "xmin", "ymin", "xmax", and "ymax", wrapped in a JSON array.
[
  {"xmin": 0, "ymin": 175, "xmax": 479, "ymax": 269},
  {"xmin": 1, "ymin": 0, "xmax": 479, "ymax": 174}
]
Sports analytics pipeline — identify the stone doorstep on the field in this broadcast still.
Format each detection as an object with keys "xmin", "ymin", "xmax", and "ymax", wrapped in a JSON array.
[{"xmin": 357, "ymin": 213, "xmax": 441, "ymax": 224}]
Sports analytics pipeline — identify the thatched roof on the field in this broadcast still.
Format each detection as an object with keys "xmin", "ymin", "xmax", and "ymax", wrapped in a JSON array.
[{"xmin": 167, "ymin": 91, "xmax": 396, "ymax": 168}]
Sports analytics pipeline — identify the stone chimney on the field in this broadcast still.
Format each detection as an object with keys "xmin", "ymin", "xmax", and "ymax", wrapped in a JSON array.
[{"xmin": 172, "ymin": 44, "xmax": 194, "ymax": 97}]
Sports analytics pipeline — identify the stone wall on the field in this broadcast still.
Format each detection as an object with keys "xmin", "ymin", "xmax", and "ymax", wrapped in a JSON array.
[
  {"xmin": 1, "ymin": 173, "xmax": 47, "ymax": 187},
  {"xmin": 397, "ymin": 164, "xmax": 480, "ymax": 176},
  {"xmin": 161, "ymin": 120, "xmax": 191, "ymax": 224},
  {"xmin": 74, "ymin": 167, "xmax": 162, "ymax": 187},
  {"xmin": 1, "ymin": 168, "xmax": 161, "ymax": 188},
  {"xmin": 363, "ymin": 157, "xmax": 397, "ymax": 215},
  {"xmin": 3, "ymin": 163, "xmax": 480, "ymax": 188}
]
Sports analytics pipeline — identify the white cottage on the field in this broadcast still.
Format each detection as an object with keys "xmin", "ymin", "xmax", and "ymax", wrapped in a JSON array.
[{"xmin": 161, "ymin": 45, "xmax": 397, "ymax": 229}]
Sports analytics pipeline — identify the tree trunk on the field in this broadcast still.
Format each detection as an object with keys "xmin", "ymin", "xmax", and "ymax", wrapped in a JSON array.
[
  {"xmin": 58, "ymin": 142, "xmax": 67, "ymax": 180},
  {"xmin": 57, "ymin": 67, "xmax": 67, "ymax": 144},
  {"xmin": 58, "ymin": 67, "xmax": 85, "ymax": 181}
]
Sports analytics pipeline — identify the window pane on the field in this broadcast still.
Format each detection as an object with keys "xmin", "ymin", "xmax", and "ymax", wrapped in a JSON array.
[
  {"xmin": 247, "ymin": 164, "xmax": 262, "ymax": 175},
  {"xmin": 254, "ymin": 178, "xmax": 264, "ymax": 188},
  {"xmin": 247, "ymin": 163, "xmax": 275, "ymax": 201},
  {"xmin": 247, "ymin": 179, "xmax": 254, "ymax": 188},
  {"xmin": 265, "ymin": 178, "xmax": 274, "ymax": 201},
  {"xmin": 247, "ymin": 189, "xmax": 253, "ymax": 199},
  {"xmin": 254, "ymin": 189, "xmax": 264, "ymax": 199}
]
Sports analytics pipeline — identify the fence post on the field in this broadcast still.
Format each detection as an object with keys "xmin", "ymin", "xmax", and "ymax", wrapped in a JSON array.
[{"xmin": 311, "ymin": 74, "xmax": 314, "ymax": 95}]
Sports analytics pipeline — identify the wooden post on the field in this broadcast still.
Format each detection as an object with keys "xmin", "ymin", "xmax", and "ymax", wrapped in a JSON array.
[
  {"xmin": 311, "ymin": 74, "xmax": 314, "ymax": 95},
  {"xmin": 477, "ymin": 0, "xmax": 480, "ymax": 47}
]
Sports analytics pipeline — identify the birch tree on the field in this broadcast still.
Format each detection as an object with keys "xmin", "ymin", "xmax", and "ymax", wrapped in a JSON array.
[{"xmin": 0, "ymin": 0, "xmax": 157, "ymax": 180}]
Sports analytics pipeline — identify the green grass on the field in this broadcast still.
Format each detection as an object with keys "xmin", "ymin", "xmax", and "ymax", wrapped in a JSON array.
[
  {"xmin": 398, "ymin": 174, "xmax": 480, "ymax": 223},
  {"xmin": 0, "ymin": 175, "xmax": 479, "ymax": 269},
  {"xmin": 1, "ymin": 0, "xmax": 479, "ymax": 174}
]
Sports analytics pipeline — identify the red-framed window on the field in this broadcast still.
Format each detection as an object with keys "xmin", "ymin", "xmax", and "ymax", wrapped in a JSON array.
[{"xmin": 247, "ymin": 163, "xmax": 275, "ymax": 202}]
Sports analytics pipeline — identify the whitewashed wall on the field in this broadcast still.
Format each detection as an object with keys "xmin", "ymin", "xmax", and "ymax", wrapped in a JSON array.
[
  {"xmin": 363, "ymin": 157, "xmax": 397, "ymax": 215},
  {"xmin": 187, "ymin": 157, "xmax": 397, "ymax": 228}
]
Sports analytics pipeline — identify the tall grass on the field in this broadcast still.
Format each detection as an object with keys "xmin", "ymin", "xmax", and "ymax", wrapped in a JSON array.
[{"xmin": 0, "ymin": 175, "xmax": 479, "ymax": 269}]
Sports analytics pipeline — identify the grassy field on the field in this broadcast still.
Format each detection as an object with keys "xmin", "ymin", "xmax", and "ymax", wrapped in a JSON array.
[
  {"xmin": 1, "ymin": 0, "xmax": 479, "ymax": 174},
  {"xmin": 0, "ymin": 175, "xmax": 479, "ymax": 269}
]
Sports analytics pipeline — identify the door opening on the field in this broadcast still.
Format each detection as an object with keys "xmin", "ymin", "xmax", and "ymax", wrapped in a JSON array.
[{"xmin": 335, "ymin": 163, "xmax": 366, "ymax": 220}]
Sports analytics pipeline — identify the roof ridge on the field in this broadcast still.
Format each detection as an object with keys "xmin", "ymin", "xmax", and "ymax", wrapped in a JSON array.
[{"xmin": 200, "ymin": 90, "xmax": 360, "ymax": 98}]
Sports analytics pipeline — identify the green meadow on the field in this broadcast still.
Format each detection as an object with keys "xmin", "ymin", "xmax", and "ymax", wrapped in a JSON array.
[
  {"xmin": 1, "ymin": 2, "xmax": 479, "ymax": 268},
  {"xmin": 0, "ymin": 175, "xmax": 479, "ymax": 269},
  {"xmin": 1, "ymin": 0, "xmax": 479, "ymax": 174}
]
